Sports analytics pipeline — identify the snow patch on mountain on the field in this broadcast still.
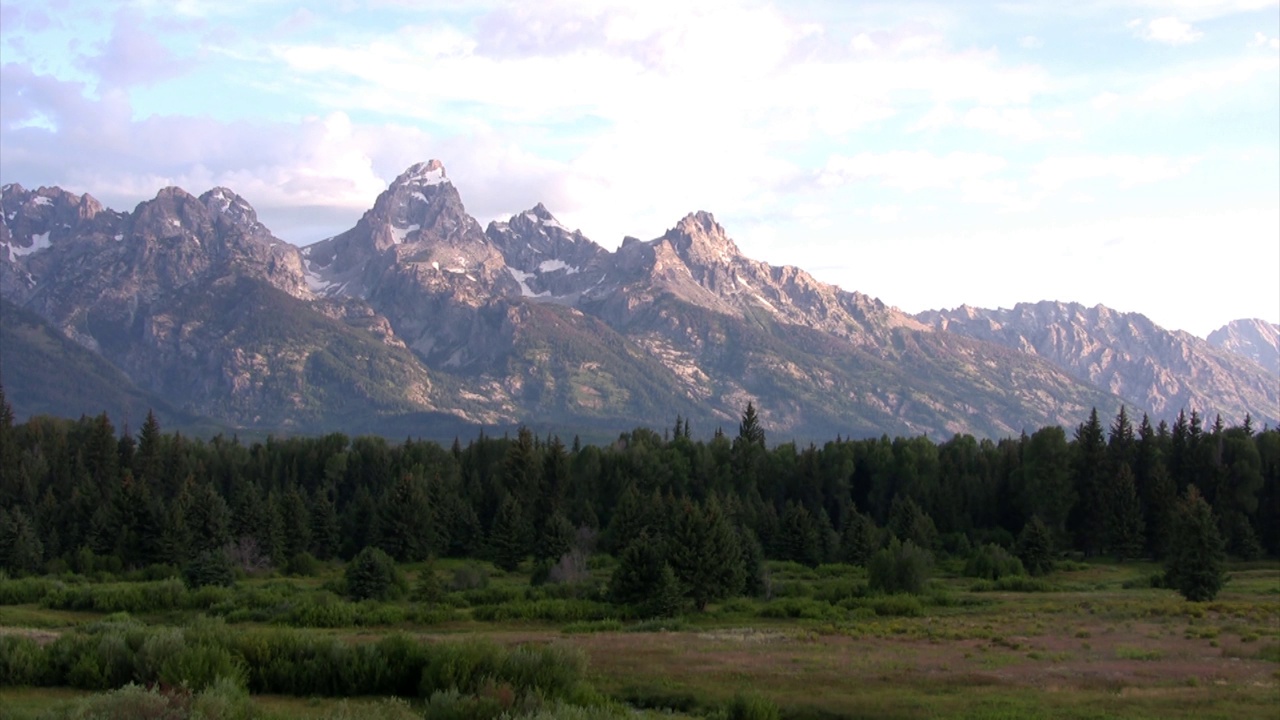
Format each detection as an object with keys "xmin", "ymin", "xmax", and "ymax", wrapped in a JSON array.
[
  {"xmin": 9, "ymin": 232, "xmax": 51, "ymax": 257},
  {"xmin": 390, "ymin": 223, "xmax": 420, "ymax": 244},
  {"xmin": 507, "ymin": 266, "xmax": 549, "ymax": 298},
  {"xmin": 537, "ymin": 259, "xmax": 578, "ymax": 274}
]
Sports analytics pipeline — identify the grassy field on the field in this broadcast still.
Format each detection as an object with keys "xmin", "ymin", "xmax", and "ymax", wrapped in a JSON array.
[{"xmin": 1, "ymin": 558, "xmax": 1276, "ymax": 719}]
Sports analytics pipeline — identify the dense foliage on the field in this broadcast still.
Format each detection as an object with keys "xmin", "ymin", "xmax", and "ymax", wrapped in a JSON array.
[{"xmin": 1, "ymin": 383, "xmax": 1275, "ymax": 604}]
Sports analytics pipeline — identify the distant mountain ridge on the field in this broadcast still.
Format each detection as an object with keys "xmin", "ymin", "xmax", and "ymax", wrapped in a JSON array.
[
  {"xmin": 1207, "ymin": 319, "xmax": 1279, "ymax": 377},
  {"xmin": 916, "ymin": 302, "xmax": 1278, "ymax": 426},
  {"xmin": 2, "ymin": 164, "xmax": 1275, "ymax": 439}
]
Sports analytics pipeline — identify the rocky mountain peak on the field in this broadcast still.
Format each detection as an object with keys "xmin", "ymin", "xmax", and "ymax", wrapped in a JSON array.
[
  {"xmin": 1208, "ymin": 319, "xmax": 1280, "ymax": 376},
  {"xmin": 199, "ymin": 187, "xmax": 264, "ymax": 234},
  {"xmin": 665, "ymin": 211, "xmax": 741, "ymax": 266},
  {"xmin": 393, "ymin": 159, "xmax": 449, "ymax": 189}
]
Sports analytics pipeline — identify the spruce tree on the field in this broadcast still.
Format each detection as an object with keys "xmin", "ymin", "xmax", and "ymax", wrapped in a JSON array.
[
  {"xmin": 534, "ymin": 510, "xmax": 575, "ymax": 564},
  {"xmin": 489, "ymin": 494, "xmax": 529, "ymax": 572},
  {"xmin": 377, "ymin": 473, "xmax": 432, "ymax": 562},
  {"xmin": 1071, "ymin": 408, "xmax": 1108, "ymax": 556},
  {"xmin": 1164, "ymin": 487, "xmax": 1227, "ymax": 602},
  {"xmin": 0, "ymin": 508, "xmax": 44, "ymax": 576},
  {"xmin": 309, "ymin": 488, "xmax": 340, "ymax": 560},
  {"xmin": 667, "ymin": 497, "xmax": 744, "ymax": 610},
  {"xmin": 1108, "ymin": 464, "xmax": 1146, "ymax": 561},
  {"xmin": 778, "ymin": 502, "xmax": 822, "ymax": 567},
  {"xmin": 1016, "ymin": 515, "xmax": 1055, "ymax": 576},
  {"xmin": 839, "ymin": 507, "xmax": 880, "ymax": 566}
]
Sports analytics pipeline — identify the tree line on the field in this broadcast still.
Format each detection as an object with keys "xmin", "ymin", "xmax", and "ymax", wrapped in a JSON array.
[{"xmin": 1, "ymin": 389, "xmax": 1275, "ymax": 604}]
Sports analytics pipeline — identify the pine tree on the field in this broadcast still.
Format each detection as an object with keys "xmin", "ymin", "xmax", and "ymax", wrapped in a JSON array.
[
  {"xmin": 309, "ymin": 488, "xmax": 340, "ymax": 560},
  {"xmin": 736, "ymin": 402, "xmax": 765, "ymax": 448},
  {"xmin": 1164, "ymin": 487, "xmax": 1227, "ymax": 602},
  {"xmin": 0, "ymin": 507, "xmax": 44, "ymax": 576},
  {"xmin": 887, "ymin": 495, "xmax": 938, "ymax": 551},
  {"xmin": 610, "ymin": 529, "xmax": 666, "ymax": 604},
  {"xmin": 1015, "ymin": 515, "xmax": 1054, "ymax": 576},
  {"xmin": 1071, "ymin": 408, "xmax": 1108, "ymax": 556},
  {"xmin": 667, "ymin": 497, "xmax": 744, "ymax": 610},
  {"xmin": 1108, "ymin": 464, "xmax": 1146, "ymax": 562},
  {"xmin": 839, "ymin": 507, "xmax": 880, "ymax": 566},
  {"xmin": 377, "ymin": 473, "xmax": 433, "ymax": 562},
  {"xmin": 489, "ymin": 494, "xmax": 529, "ymax": 572},
  {"xmin": 778, "ymin": 502, "xmax": 822, "ymax": 567},
  {"xmin": 183, "ymin": 480, "xmax": 230, "ymax": 556},
  {"xmin": 534, "ymin": 510, "xmax": 575, "ymax": 563}
]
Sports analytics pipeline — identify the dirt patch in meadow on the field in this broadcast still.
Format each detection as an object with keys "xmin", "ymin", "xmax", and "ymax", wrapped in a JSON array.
[
  {"xmin": 569, "ymin": 622, "xmax": 1278, "ymax": 696},
  {"xmin": 0, "ymin": 626, "xmax": 60, "ymax": 645}
]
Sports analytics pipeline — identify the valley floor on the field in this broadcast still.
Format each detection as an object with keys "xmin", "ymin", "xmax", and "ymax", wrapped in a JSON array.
[{"xmin": 1, "ymin": 559, "xmax": 1277, "ymax": 719}]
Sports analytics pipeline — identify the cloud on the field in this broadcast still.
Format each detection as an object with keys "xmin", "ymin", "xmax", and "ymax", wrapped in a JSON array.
[
  {"xmin": 1125, "ymin": 0, "xmax": 1277, "ymax": 22},
  {"xmin": 1252, "ymin": 31, "xmax": 1280, "ymax": 50},
  {"xmin": 1030, "ymin": 154, "xmax": 1198, "ymax": 189},
  {"xmin": 77, "ymin": 12, "xmax": 194, "ymax": 88},
  {"xmin": 820, "ymin": 151, "xmax": 1008, "ymax": 192},
  {"xmin": 1129, "ymin": 16, "xmax": 1203, "ymax": 44}
]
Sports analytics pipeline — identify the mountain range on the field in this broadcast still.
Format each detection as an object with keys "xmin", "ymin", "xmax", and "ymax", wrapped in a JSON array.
[{"xmin": 1, "ymin": 162, "xmax": 1275, "ymax": 441}]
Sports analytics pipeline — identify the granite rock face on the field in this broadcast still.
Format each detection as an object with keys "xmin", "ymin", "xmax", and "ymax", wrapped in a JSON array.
[{"xmin": 3, "ymin": 164, "xmax": 1268, "ymax": 438}]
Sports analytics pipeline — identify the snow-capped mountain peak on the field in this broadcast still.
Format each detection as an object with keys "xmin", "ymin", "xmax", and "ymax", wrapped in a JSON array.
[{"xmin": 396, "ymin": 160, "xmax": 449, "ymax": 188}]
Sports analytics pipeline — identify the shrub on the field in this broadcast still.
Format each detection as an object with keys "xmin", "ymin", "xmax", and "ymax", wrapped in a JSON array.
[
  {"xmin": 0, "ymin": 634, "xmax": 47, "ymax": 685},
  {"xmin": 344, "ymin": 547, "xmax": 402, "ymax": 601},
  {"xmin": 868, "ymin": 539, "xmax": 933, "ymax": 595},
  {"xmin": 413, "ymin": 562, "xmax": 446, "ymax": 603},
  {"xmin": 868, "ymin": 594, "xmax": 925, "ymax": 617},
  {"xmin": 285, "ymin": 552, "xmax": 320, "ymax": 577},
  {"xmin": 964, "ymin": 543, "xmax": 1026, "ymax": 581},
  {"xmin": 725, "ymin": 692, "xmax": 781, "ymax": 720},
  {"xmin": 185, "ymin": 549, "xmax": 237, "ymax": 589},
  {"xmin": 449, "ymin": 564, "xmax": 490, "ymax": 592}
]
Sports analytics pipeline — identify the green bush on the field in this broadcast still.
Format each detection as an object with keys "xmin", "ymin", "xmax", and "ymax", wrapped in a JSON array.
[
  {"xmin": 0, "ymin": 576, "xmax": 64, "ymax": 605},
  {"xmin": 285, "ymin": 552, "xmax": 321, "ymax": 577},
  {"xmin": 963, "ymin": 543, "xmax": 1026, "ymax": 581},
  {"xmin": 284, "ymin": 591, "xmax": 357, "ymax": 628},
  {"xmin": 868, "ymin": 539, "xmax": 934, "ymax": 595},
  {"xmin": 757, "ymin": 598, "xmax": 836, "ymax": 620},
  {"xmin": 725, "ymin": 692, "xmax": 781, "ymax": 720},
  {"xmin": 970, "ymin": 576, "xmax": 1058, "ymax": 592},
  {"xmin": 867, "ymin": 594, "xmax": 924, "ymax": 617},
  {"xmin": 0, "ymin": 634, "xmax": 47, "ymax": 685},
  {"xmin": 449, "ymin": 564, "xmax": 490, "ymax": 592}
]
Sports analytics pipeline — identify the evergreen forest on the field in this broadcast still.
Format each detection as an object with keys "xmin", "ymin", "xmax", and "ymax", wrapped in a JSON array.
[{"xmin": 2, "ymin": 390, "xmax": 1279, "ymax": 720}]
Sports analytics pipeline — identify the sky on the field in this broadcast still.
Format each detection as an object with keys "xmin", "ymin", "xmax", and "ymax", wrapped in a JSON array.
[{"xmin": 1, "ymin": 0, "xmax": 1277, "ymax": 337}]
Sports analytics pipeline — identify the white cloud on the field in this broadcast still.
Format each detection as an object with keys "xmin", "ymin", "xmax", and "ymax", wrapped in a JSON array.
[
  {"xmin": 1125, "ymin": 0, "xmax": 1278, "ymax": 22},
  {"xmin": 821, "ymin": 151, "xmax": 1008, "ymax": 192},
  {"xmin": 1251, "ymin": 31, "xmax": 1280, "ymax": 49},
  {"xmin": 1019, "ymin": 35, "xmax": 1044, "ymax": 49},
  {"xmin": 1130, "ymin": 16, "xmax": 1203, "ymax": 44},
  {"xmin": 1031, "ymin": 154, "xmax": 1198, "ymax": 189}
]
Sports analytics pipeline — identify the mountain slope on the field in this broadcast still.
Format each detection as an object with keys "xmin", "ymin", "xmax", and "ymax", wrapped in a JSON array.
[
  {"xmin": 1208, "ymin": 319, "xmax": 1279, "ymax": 377},
  {"xmin": 6, "ymin": 164, "xmax": 1265, "ymax": 440},
  {"xmin": 0, "ymin": 297, "xmax": 205, "ymax": 430},
  {"xmin": 917, "ymin": 302, "xmax": 1279, "ymax": 425}
]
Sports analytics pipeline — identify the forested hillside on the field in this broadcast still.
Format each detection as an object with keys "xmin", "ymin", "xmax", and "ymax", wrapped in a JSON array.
[{"xmin": 3, "ymin": 386, "xmax": 1276, "ymax": 590}]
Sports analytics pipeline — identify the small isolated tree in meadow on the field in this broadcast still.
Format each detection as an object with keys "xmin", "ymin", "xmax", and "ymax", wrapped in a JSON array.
[
  {"xmin": 1016, "ymin": 515, "xmax": 1055, "ymax": 576},
  {"xmin": 1164, "ymin": 487, "xmax": 1227, "ymax": 602},
  {"xmin": 345, "ymin": 546, "xmax": 403, "ymax": 601}
]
